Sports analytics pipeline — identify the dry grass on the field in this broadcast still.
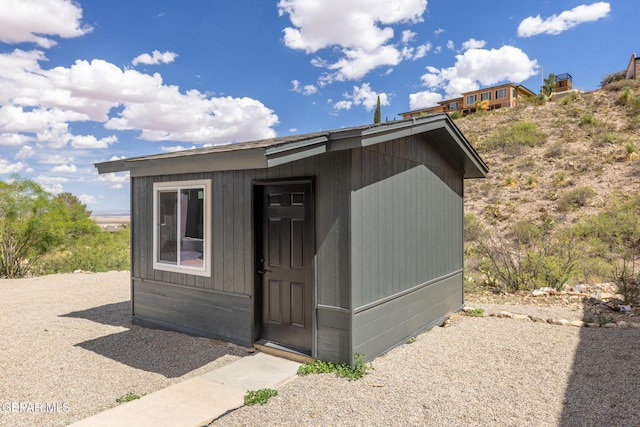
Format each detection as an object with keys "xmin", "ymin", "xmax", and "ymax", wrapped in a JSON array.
[{"xmin": 459, "ymin": 87, "xmax": 640, "ymax": 236}]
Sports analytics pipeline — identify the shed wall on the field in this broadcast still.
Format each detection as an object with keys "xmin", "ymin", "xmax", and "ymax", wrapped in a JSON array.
[
  {"xmin": 130, "ymin": 151, "xmax": 352, "ymax": 352},
  {"xmin": 350, "ymin": 135, "xmax": 464, "ymax": 361}
]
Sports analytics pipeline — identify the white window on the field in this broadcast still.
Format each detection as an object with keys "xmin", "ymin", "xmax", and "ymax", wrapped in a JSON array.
[
  {"xmin": 480, "ymin": 92, "xmax": 491, "ymax": 101},
  {"xmin": 448, "ymin": 102, "xmax": 458, "ymax": 110},
  {"xmin": 466, "ymin": 94, "xmax": 477, "ymax": 105},
  {"xmin": 153, "ymin": 179, "xmax": 211, "ymax": 276},
  {"xmin": 495, "ymin": 88, "xmax": 507, "ymax": 99}
]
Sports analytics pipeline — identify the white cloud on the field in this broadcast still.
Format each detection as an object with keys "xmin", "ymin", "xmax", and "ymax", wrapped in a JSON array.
[
  {"xmin": 160, "ymin": 145, "xmax": 197, "ymax": 153},
  {"xmin": 461, "ymin": 38, "xmax": 486, "ymax": 50},
  {"xmin": 35, "ymin": 175, "xmax": 70, "ymax": 184},
  {"xmin": 419, "ymin": 45, "xmax": 538, "ymax": 98},
  {"xmin": 402, "ymin": 30, "xmax": 417, "ymax": 44},
  {"xmin": 518, "ymin": 2, "xmax": 611, "ymax": 37},
  {"xmin": 409, "ymin": 91, "xmax": 443, "ymax": 110},
  {"xmin": 70, "ymin": 135, "xmax": 117, "ymax": 149},
  {"xmin": 15, "ymin": 145, "xmax": 33, "ymax": 159},
  {"xmin": 446, "ymin": 40, "xmax": 455, "ymax": 50},
  {"xmin": 0, "ymin": 158, "xmax": 24, "ymax": 174},
  {"xmin": 132, "ymin": 50, "xmax": 178, "ymax": 66},
  {"xmin": 413, "ymin": 43, "xmax": 432, "ymax": 60},
  {"xmin": 51, "ymin": 164, "xmax": 77, "ymax": 173},
  {"xmin": 78, "ymin": 194, "xmax": 96, "ymax": 205},
  {"xmin": 319, "ymin": 45, "xmax": 402, "ymax": 83},
  {"xmin": 278, "ymin": 0, "xmax": 427, "ymax": 81},
  {"xmin": 336, "ymin": 83, "xmax": 389, "ymax": 112},
  {"xmin": 97, "ymin": 172, "xmax": 129, "ymax": 186},
  {"xmin": 0, "ymin": 0, "xmax": 92, "ymax": 48},
  {"xmin": 0, "ymin": 49, "xmax": 280, "ymax": 147},
  {"xmin": 434, "ymin": 28, "xmax": 445, "ymax": 36},
  {"xmin": 41, "ymin": 154, "xmax": 74, "ymax": 164},
  {"xmin": 291, "ymin": 80, "xmax": 318, "ymax": 95},
  {"xmin": 334, "ymin": 100, "xmax": 353, "ymax": 111}
]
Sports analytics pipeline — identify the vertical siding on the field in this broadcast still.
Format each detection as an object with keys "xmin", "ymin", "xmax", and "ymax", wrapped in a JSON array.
[
  {"xmin": 130, "ymin": 152, "xmax": 352, "ymax": 357},
  {"xmin": 350, "ymin": 134, "xmax": 465, "ymax": 362},
  {"xmin": 351, "ymin": 136, "xmax": 463, "ymax": 309}
]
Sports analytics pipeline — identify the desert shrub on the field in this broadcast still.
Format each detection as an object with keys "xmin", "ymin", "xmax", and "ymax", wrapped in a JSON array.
[
  {"xmin": 482, "ymin": 121, "xmax": 546, "ymax": 150},
  {"xmin": 544, "ymin": 143, "xmax": 565, "ymax": 159},
  {"xmin": 600, "ymin": 71, "xmax": 626, "ymax": 88},
  {"xmin": 560, "ymin": 92, "xmax": 580, "ymax": 105},
  {"xmin": 575, "ymin": 196, "xmax": 640, "ymax": 302},
  {"xmin": 476, "ymin": 219, "xmax": 580, "ymax": 292},
  {"xmin": 36, "ymin": 226, "xmax": 130, "ymax": 274},
  {"xmin": 464, "ymin": 213, "xmax": 483, "ymax": 243},
  {"xmin": 557, "ymin": 186, "xmax": 596, "ymax": 212},
  {"xmin": 579, "ymin": 113, "xmax": 596, "ymax": 126},
  {"xmin": 603, "ymin": 78, "xmax": 640, "ymax": 92},
  {"xmin": 449, "ymin": 110, "xmax": 462, "ymax": 120},
  {"xmin": 618, "ymin": 87, "xmax": 634, "ymax": 106}
]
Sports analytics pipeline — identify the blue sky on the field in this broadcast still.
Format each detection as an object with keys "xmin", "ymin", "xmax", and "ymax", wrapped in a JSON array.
[{"xmin": 0, "ymin": 0, "xmax": 636, "ymax": 212}]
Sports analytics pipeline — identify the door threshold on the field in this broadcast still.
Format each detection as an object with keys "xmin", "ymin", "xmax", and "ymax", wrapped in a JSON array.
[{"xmin": 254, "ymin": 340, "xmax": 315, "ymax": 364}]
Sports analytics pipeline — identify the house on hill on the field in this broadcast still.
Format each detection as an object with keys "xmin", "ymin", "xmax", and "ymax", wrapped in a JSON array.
[
  {"xmin": 399, "ymin": 83, "xmax": 535, "ymax": 119},
  {"xmin": 95, "ymin": 114, "xmax": 488, "ymax": 364},
  {"xmin": 626, "ymin": 53, "xmax": 640, "ymax": 80}
]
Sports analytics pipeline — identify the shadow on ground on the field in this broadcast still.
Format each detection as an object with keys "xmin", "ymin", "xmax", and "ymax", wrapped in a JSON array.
[
  {"xmin": 61, "ymin": 302, "xmax": 247, "ymax": 378},
  {"xmin": 560, "ymin": 328, "xmax": 640, "ymax": 426}
]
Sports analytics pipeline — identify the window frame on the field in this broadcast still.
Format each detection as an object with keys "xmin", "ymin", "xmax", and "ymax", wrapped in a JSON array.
[
  {"xmin": 495, "ymin": 88, "xmax": 507, "ymax": 99},
  {"xmin": 152, "ymin": 179, "xmax": 211, "ymax": 277},
  {"xmin": 480, "ymin": 91, "xmax": 491, "ymax": 101},
  {"xmin": 466, "ymin": 94, "xmax": 477, "ymax": 105}
]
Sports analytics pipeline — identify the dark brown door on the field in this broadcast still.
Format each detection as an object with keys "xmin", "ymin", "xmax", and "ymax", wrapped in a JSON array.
[{"xmin": 258, "ymin": 183, "xmax": 313, "ymax": 352}]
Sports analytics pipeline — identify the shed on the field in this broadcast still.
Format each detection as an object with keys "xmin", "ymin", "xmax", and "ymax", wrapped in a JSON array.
[{"xmin": 95, "ymin": 114, "xmax": 488, "ymax": 364}]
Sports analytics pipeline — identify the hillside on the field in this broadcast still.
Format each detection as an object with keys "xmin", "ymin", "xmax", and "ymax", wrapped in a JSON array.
[
  {"xmin": 459, "ymin": 83, "xmax": 640, "ymax": 228},
  {"xmin": 453, "ymin": 80, "xmax": 640, "ymax": 290}
]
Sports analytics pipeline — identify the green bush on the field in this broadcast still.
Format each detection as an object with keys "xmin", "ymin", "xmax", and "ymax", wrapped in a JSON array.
[
  {"xmin": 244, "ymin": 388, "xmax": 277, "ymax": 406},
  {"xmin": 579, "ymin": 113, "xmax": 596, "ymax": 126},
  {"xmin": 482, "ymin": 121, "xmax": 546, "ymax": 150},
  {"xmin": 36, "ymin": 227, "xmax": 130, "ymax": 274},
  {"xmin": 297, "ymin": 353, "xmax": 370, "ymax": 381},
  {"xmin": 449, "ymin": 111, "xmax": 462, "ymax": 120},
  {"xmin": 557, "ymin": 186, "xmax": 596, "ymax": 212},
  {"xmin": 476, "ymin": 219, "xmax": 580, "ymax": 292}
]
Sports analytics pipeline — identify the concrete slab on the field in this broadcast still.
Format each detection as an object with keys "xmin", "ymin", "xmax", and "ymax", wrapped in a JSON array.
[
  {"xmin": 202, "ymin": 352, "xmax": 301, "ymax": 391},
  {"xmin": 68, "ymin": 353, "xmax": 300, "ymax": 427}
]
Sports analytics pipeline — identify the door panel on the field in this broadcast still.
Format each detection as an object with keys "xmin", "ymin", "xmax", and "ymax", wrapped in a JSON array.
[{"xmin": 258, "ymin": 183, "xmax": 313, "ymax": 352}]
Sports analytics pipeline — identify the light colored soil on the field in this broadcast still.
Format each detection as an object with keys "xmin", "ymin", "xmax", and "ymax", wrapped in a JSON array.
[
  {"xmin": 0, "ymin": 271, "xmax": 250, "ymax": 427},
  {"xmin": 3, "ymin": 272, "xmax": 640, "ymax": 426}
]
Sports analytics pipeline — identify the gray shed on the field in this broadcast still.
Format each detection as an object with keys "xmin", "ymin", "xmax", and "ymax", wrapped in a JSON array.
[{"xmin": 95, "ymin": 114, "xmax": 487, "ymax": 364}]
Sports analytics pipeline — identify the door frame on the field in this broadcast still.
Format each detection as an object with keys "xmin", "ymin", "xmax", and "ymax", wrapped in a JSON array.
[{"xmin": 252, "ymin": 177, "xmax": 316, "ymax": 356}]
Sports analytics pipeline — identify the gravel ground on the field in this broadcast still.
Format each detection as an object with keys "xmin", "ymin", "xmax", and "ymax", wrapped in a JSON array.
[
  {"xmin": 2, "ymin": 273, "xmax": 640, "ymax": 427},
  {"xmin": 0, "ymin": 271, "xmax": 249, "ymax": 427},
  {"xmin": 214, "ymin": 310, "xmax": 640, "ymax": 427}
]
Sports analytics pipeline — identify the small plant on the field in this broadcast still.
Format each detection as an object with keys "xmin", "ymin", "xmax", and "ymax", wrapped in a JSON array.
[
  {"xmin": 406, "ymin": 337, "xmax": 416, "ymax": 344},
  {"xmin": 450, "ymin": 111, "xmax": 462, "ymax": 120},
  {"xmin": 557, "ymin": 186, "xmax": 596, "ymax": 212},
  {"xmin": 464, "ymin": 308, "xmax": 485, "ymax": 317},
  {"xmin": 116, "ymin": 392, "xmax": 141, "ymax": 403},
  {"xmin": 579, "ymin": 112, "xmax": 596, "ymax": 126},
  {"xmin": 526, "ymin": 176, "xmax": 538, "ymax": 187},
  {"xmin": 297, "ymin": 353, "xmax": 370, "ymax": 381},
  {"xmin": 244, "ymin": 388, "xmax": 278, "ymax": 406},
  {"xmin": 625, "ymin": 142, "xmax": 638, "ymax": 154}
]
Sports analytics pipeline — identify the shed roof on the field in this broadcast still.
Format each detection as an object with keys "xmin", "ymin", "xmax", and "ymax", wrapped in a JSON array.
[{"xmin": 95, "ymin": 114, "xmax": 488, "ymax": 179}]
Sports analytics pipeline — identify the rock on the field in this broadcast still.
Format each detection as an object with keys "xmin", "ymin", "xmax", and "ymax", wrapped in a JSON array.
[
  {"xmin": 462, "ymin": 306, "xmax": 474, "ymax": 312},
  {"xmin": 603, "ymin": 323, "xmax": 618, "ymax": 328},
  {"xmin": 512, "ymin": 314, "xmax": 530, "ymax": 320},
  {"xmin": 495, "ymin": 311, "xmax": 513, "ymax": 319},
  {"xmin": 616, "ymin": 321, "xmax": 629, "ymax": 328},
  {"xmin": 529, "ymin": 316, "xmax": 545, "ymax": 323},
  {"xmin": 630, "ymin": 323, "xmax": 640, "ymax": 329},
  {"xmin": 586, "ymin": 322, "xmax": 600, "ymax": 328},
  {"xmin": 571, "ymin": 284, "xmax": 587, "ymax": 293},
  {"xmin": 569, "ymin": 320, "xmax": 584, "ymax": 327},
  {"xmin": 532, "ymin": 289, "xmax": 548, "ymax": 297}
]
